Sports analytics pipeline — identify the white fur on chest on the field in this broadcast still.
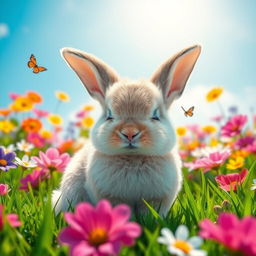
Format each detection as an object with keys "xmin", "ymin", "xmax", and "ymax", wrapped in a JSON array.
[{"xmin": 85, "ymin": 150, "xmax": 182, "ymax": 204}]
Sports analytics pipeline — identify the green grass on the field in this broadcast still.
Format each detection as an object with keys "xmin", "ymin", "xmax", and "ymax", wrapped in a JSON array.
[{"xmin": 1, "ymin": 156, "xmax": 256, "ymax": 256}]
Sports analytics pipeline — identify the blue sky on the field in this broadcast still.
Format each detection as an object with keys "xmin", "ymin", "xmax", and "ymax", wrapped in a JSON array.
[{"xmin": 0, "ymin": 0, "xmax": 256, "ymax": 127}]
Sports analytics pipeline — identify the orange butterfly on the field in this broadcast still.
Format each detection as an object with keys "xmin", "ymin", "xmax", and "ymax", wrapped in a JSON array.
[
  {"xmin": 181, "ymin": 106, "xmax": 194, "ymax": 117},
  {"xmin": 27, "ymin": 54, "xmax": 47, "ymax": 74}
]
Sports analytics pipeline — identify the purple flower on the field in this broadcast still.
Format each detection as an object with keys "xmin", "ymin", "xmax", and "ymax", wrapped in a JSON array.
[{"xmin": 0, "ymin": 147, "xmax": 17, "ymax": 172}]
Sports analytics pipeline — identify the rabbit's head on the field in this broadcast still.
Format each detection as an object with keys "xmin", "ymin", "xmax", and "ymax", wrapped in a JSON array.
[{"xmin": 61, "ymin": 45, "xmax": 201, "ymax": 155}]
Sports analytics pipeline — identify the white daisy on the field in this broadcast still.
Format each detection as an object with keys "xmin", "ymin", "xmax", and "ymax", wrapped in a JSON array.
[
  {"xmin": 191, "ymin": 145, "xmax": 230, "ymax": 158},
  {"xmin": 1, "ymin": 144, "xmax": 16, "ymax": 154},
  {"xmin": 158, "ymin": 225, "xmax": 207, "ymax": 256},
  {"xmin": 15, "ymin": 155, "xmax": 37, "ymax": 168},
  {"xmin": 250, "ymin": 179, "xmax": 256, "ymax": 191},
  {"xmin": 16, "ymin": 140, "xmax": 34, "ymax": 153}
]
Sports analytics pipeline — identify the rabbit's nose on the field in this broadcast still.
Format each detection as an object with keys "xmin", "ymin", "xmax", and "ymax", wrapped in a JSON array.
[{"xmin": 120, "ymin": 128, "xmax": 140, "ymax": 141}]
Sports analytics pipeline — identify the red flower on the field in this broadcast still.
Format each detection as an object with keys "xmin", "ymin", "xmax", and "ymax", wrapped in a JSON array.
[{"xmin": 215, "ymin": 168, "xmax": 248, "ymax": 191}]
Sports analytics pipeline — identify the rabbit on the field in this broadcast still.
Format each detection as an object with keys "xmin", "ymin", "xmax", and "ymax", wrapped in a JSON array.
[{"xmin": 52, "ymin": 45, "xmax": 201, "ymax": 216}]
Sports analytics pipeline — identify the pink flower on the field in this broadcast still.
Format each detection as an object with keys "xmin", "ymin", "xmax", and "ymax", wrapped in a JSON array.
[
  {"xmin": 76, "ymin": 110, "xmax": 89, "ymax": 119},
  {"xmin": 58, "ymin": 200, "xmax": 141, "ymax": 256},
  {"xmin": 221, "ymin": 114, "xmax": 247, "ymax": 137},
  {"xmin": 32, "ymin": 148, "xmax": 70, "ymax": 172},
  {"xmin": 0, "ymin": 184, "xmax": 9, "ymax": 195},
  {"xmin": 199, "ymin": 213, "xmax": 256, "ymax": 256},
  {"xmin": 27, "ymin": 132, "xmax": 46, "ymax": 148},
  {"xmin": 184, "ymin": 151, "xmax": 230, "ymax": 172},
  {"xmin": 19, "ymin": 169, "xmax": 49, "ymax": 191},
  {"xmin": 0, "ymin": 204, "xmax": 22, "ymax": 231},
  {"xmin": 33, "ymin": 109, "xmax": 49, "ymax": 118},
  {"xmin": 211, "ymin": 115, "xmax": 223, "ymax": 123},
  {"xmin": 9, "ymin": 93, "xmax": 20, "ymax": 100},
  {"xmin": 215, "ymin": 169, "xmax": 248, "ymax": 191}
]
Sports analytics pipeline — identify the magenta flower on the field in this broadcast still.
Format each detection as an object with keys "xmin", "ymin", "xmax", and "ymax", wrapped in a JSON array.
[
  {"xmin": 33, "ymin": 109, "xmax": 49, "ymax": 118},
  {"xmin": 246, "ymin": 141, "xmax": 256, "ymax": 154},
  {"xmin": 235, "ymin": 136, "xmax": 255, "ymax": 151},
  {"xmin": 215, "ymin": 169, "xmax": 248, "ymax": 192},
  {"xmin": 19, "ymin": 169, "xmax": 49, "ymax": 191},
  {"xmin": 0, "ymin": 204, "xmax": 22, "ymax": 231},
  {"xmin": 0, "ymin": 184, "xmax": 9, "ymax": 195},
  {"xmin": 27, "ymin": 132, "xmax": 46, "ymax": 148},
  {"xmin": 199, "ymin": 213, "xmax": 256, "ymax": 256},
  {"xmin": 221, "ymin": 114, "xmax": 247, "ymax": 137},
  {"xmin": 184, "ymin": 151, "xmax": 230, "ymax": 172},
  {"xmin": 58, "ymin": 200, "xmax": 141, "ymax": 256},
  {"xmin": 32, "ymin": 148, "xmax": 70, "ymax": 172}
]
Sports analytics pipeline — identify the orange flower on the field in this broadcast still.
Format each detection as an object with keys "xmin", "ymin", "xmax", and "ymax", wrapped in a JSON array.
[
  {"xmin": 22, "ymin": 118, "xmax": 42, "ymax": 133},
  {"xmin": 83, "ymin": 105, "xmax": 94, "ymax": 111},
  {"xmin": 0, "ymin": 109, "xmax": 12, "ymax": 117},
  {"xmin": 203, "ymin": 125, "xmax": 217, "ymax": 134},
  {"xmin": 10, "ymin": 96, "xmax": 33, "ymax": 112},
  {"xmin": 26, "ymin": 91, "xmax": 42, "ymax": 104},
  {"xmin": 187, "ymin": 140, "xmax": 199, "ymax": 151}
]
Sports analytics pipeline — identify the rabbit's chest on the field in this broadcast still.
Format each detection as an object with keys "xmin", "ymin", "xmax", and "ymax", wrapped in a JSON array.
[{"xmin": 86, "ymin": 152, "xmax": 180, "ymax": 202}]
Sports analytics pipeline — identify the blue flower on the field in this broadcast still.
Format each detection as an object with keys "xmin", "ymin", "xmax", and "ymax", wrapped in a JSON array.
[{"xmin": 0, "ymin": 147, "xmax": 17, "ymax": 172}]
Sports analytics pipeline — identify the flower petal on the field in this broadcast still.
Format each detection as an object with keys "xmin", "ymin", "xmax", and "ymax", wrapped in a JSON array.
[
  {"xmin": 175, "ymin": 225, "xmax": 189, "ymax": 240},
  {"xmin": 188, "ymin": 236, "xmax": 203, "ymax": 248}
]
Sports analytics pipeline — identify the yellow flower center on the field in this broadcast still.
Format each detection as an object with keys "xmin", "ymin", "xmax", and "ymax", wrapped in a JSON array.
[
  {"xmin": 173, "ymin": 240, "xmax": 192, "ymax": 254},
  {"xmin": 230, "ymin": 181, "xmax": 238, "ymax": 186},
  {"xmin": 23, "ymin": 161, "xmax": 29, "ymax": 166},
  {"xmin": 0, "ymin": 159, "xmax": 7, "ymax": 166},
  {"xmin": 88, "ymin": 228, "xmax": 108, "ymax": 246}
]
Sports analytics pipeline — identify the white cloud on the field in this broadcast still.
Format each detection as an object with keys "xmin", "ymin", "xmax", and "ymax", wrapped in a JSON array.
[{"xmin": 0, "ymin": 23, "xmax": 9, "ymax": 38}]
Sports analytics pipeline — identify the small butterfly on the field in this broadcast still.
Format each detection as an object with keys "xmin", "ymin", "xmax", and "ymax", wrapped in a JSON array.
[
  {"xmin": 27, "ymin": 54, "xmax": 47, "ymax": 74},
  {"xmin": 181, "ymin": 106, "xmax": 194, "ymax": 117}
]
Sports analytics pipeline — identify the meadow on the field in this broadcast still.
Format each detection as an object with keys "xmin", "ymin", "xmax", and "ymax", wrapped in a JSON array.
[{"xmin": 0, "ymin": 88, "xmax": 256, "ymax": 256}]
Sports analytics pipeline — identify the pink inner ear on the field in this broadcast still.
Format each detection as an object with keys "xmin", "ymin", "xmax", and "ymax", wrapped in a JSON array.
[
  {"xmin": 167, "ymin": 47, "xmax": 200, "ymax": 98},
  {"xmin": 64, "ymin": 53, "xmax": 104, "ymax": 97}
]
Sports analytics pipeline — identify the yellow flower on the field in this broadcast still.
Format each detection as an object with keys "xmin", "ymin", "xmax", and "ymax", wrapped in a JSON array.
[
  {"xmin": 206, "ymin": 87, "xmax": 223, "ymax": 102},
  {"xmin": 203, "ymin": 125, "xmax": 217, "ymax": 134},
  {"xmin": 48, "ymin": 114, "xmax": 63, "ymax": 126},
  {"xmin": 83, "ymin": 105, "xmax": 95, "ymax": 111},
  {"xmin": 40, "ymin": 129, "xmax": 52, "ymax": 139},
  {"xmin": 55, "ymin": 91, "xmax": 70, "ymax": 102},
  {"xmin": 82, "ymin": 116, "xmax": 94, "ymax": 128},
  {"xmin": 10, "ymin": 96, "xmax": 33, "ymax": 112},
  {"xmin": 176, "ymin": 127, "xmax": 187, "ymax": 136},
  {"xmin": 209, "ymin": 137, "xmax": 219, "ymax": 147},
  {"xmin": 0, "ymin": 120, "xmax": 15, "ymax": 133},
  {"xmin": 226, "ymin": 156, "xmax": 244, "ymax": 170}
]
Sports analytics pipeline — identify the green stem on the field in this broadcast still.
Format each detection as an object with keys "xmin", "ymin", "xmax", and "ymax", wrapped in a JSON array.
[{"xmin": 217, "ymin": 99, "xmax": 226, "ymax": 119}]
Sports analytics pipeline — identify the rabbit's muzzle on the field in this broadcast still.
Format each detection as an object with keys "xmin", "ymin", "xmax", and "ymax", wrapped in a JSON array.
[{"xmin": 117, "ymin": 127, "xmax": 142, "ymax": 148}]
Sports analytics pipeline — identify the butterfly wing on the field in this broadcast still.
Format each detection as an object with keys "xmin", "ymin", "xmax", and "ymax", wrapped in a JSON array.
[
  {"xmin": 27, "ymin": 54, "xmax": 37, "ymax": 68},
  {"xmin": 37, "ymin": 66, "xmax": 47, "ymax": 72},
  {"xmin": 33, "ymin": 66, "xmax": 39, "ymax": 73},
  {"xmin": 186, "ymin": 106, "xmax": 195, "ymax": 117}
]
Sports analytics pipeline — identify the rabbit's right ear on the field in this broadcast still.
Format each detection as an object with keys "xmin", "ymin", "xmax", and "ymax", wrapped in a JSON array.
[
  {"xmin": 61, "ymin": 48, "xmax": 119, "ymax": 105},
  {"xmin": 151, "ymin": 45, "xmax": 201, "ymax": 108}
]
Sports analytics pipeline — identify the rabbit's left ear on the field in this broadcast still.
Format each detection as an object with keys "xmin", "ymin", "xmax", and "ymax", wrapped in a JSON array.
[{"xmin": 151, "ymin": 45, "xmax": 201, "ymax": 107}]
